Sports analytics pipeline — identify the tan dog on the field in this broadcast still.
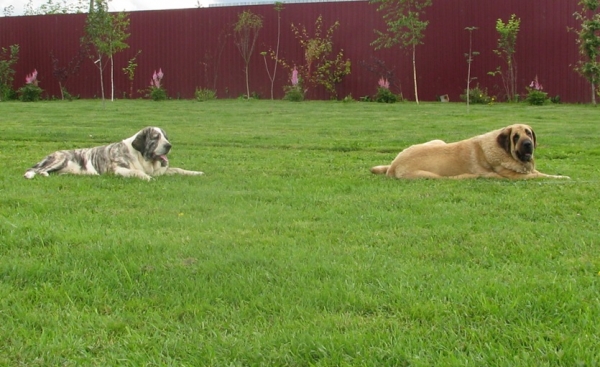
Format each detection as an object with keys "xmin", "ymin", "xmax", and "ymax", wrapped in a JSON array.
[{"xmin": 370, "ymin": 124, "xmax": 569, "ymax": 179}]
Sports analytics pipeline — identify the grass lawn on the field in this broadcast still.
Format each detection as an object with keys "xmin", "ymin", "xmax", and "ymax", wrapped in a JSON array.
[{"xmin": 0, "ymin": 99, "xmax": 599, "ymax": 366}]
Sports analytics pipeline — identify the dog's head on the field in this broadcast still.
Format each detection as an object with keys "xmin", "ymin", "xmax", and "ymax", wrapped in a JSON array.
[
  {"xmin": 131, "ymin": 127, "xmax": 172, "ymax": 166},
  {"xmin": 496, "ymin": 124, "xmax": 537, "ymax": 162}
]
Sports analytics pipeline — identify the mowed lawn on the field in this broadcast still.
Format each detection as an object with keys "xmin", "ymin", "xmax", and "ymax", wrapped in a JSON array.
[{"xmin": 0, "ymin": 100, "xmax": 598, "ymax": 366}]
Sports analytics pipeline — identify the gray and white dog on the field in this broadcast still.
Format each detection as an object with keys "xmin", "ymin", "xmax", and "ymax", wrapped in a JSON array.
[{"xmin": 24, "ymin": 127, "xmax": 203, "ymax": 181}]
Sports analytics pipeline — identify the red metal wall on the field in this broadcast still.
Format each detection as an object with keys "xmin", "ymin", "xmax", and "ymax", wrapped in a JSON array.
[{"xmin": 0, "ymin": 1, "xmax": 590, "ymax": 102}]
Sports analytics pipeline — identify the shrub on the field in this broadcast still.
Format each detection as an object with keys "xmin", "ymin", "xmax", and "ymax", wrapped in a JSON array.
[
  {"xmin": 283, "ymin": 67, "xmax": 304, "ymax": 102},
  {"xmin": 0, "ymin": 44, "xmax": 19, "ymax": 101},
  {"xmin": 195, "ymin": 88, "xmax": 217, "ymax": 102},
  {"xmin": 150, "ymin": 87, "xmax": 167, "ymax": 101},
  {"xmin": 375, "ymin": 87, "xmax": 400, "ymax": 103},
  {"xmin": 18, "ymin": 69, "xmax": 43, "ymax": 102},
  {"xmin": 61, "ymin": 87, "xmax": 76, "ymax": 101},
  {"xmin": 18, "ymin": 83, "xmax": 43, "ymax": 102},
  {"xmin": 460, "ymin": 84, "xmax": 491, "ymax": 104},
  {"xmin": 525, "ymin": 76, "xmax": 549, "ymax": 106},
  {"xmin": 342, "ymin": 94, "xmax": 355, "ymax": 103},
  {"xmin": 148, "ymin": 69, "xmax": 167, "ymax": 101},
  {"xmin": 283, "ymin": 86, "xmax": 304, "ymax": 102},
  {"xmin": 525, "ymin": 90, "xmax": 549, "ymax": 105},
  {"xmin": 374, "ymin": 77, "xmax": 401, "ymax": 103}
]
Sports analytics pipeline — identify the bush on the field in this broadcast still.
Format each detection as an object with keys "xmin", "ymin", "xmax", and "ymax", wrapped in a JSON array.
[
  {"xmin": 283, "ymin": 86, "xmax": 304, "ymax": 102},
  {"xmin": 374, "ymin": 87, "xmax": 401, "ymax": 103},
  {"xmin": 342, "ymin": 94, "xmax": 355, "ymax": 103},
  {"xmin": 460, "ymin": 85, "xmax": 491, "ymax": 104},
  {"xmin": 525, "ymin": 89, "xmax": 549, "ymax": 106},
  {"xmin": 18, "ymin": 84, "xmax": 43, "ymax": 102},
  {"xmin": 60, "ymin": 87, "xmax": 77, "ymax": 101},
  {"xmin": 0, "ymin": 44, "xmax": 19, "ymax": 101},
  {"xmin": 149, "ymin": 87, "xmax": 167, "ymax": 101},
  {"xmin": 1, "ymin": 87, "xmax": 17, "ymax": 101},
  {"xmin": 195, "ymin": 88, "xmax": 217, "ymax": 102}
]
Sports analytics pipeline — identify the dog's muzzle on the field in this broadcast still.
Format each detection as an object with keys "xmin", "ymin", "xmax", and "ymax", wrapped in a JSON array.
[{"xmin": 520, "ymin": 140, "xmax": 533, "ymax": 161}]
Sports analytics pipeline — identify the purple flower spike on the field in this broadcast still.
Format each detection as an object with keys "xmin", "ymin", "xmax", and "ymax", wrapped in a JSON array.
[
  {"xmin": 291, "ymin": 67, "xmax": 299, "ymax": 86},
  {"xmin": 530, "ymin": 75, "xmax": 543, "ymax": 91},
  {"xmin": 378, "ymin": 77, "xmax": 389, "ymax": 89},
  {"xmin": 25, "ymin": 69, "xmax": 38, "ymax": 84},
  {"xmin": 151, "ymin": 69, "xmax": 162, "ymax": 89}
]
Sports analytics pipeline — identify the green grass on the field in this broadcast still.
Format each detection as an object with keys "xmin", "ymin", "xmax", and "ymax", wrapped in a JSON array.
[{"xmin": 1, "ymin": 100, "xmax": 599, "ymax": 366}]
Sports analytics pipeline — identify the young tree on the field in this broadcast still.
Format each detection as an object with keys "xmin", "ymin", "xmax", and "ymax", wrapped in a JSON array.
[
  {"xmin": 573, "ymin": 0, "xmax": 600, "ymax": 105},
  {"xmin": 262, "ymin": 2, "xmax": 284, "ymax": 100},
  {"xmin": 122, "ymin": 49, "xmax": 141, "ymax": 99},
  {"xmin": 464, "ymin": 26, "xmax": 479, "ymax": 112},
  {"xmin": 201, "ymin": 26, "xmax": 230, "ymax": 93},
  {"xmin": 234, "ymin": 10, "xmax": 263, "ymax": 99},
  {"xmin": 359, "ymin": 57, "xmax": 403, "ymax": 98},
  {"xmin": 23, "ymin": 0, "xmax": 87, "ymax": 15},
  {"xmin": 51, "ymin": 46, "xmax": 87, "ymax": 100},
  {"xmin": 489, "ymin": 14, "xmax": 520, "ymax": 102},
  {"xmin": 0, "ymin": 44, "xmax": 19, "ymax": 101},
  {"xmin": 83, "ymin": 0, "xmax": 130, "ymax": 102},
  {"xmin": 3, "ymin": 5, "xmax": 15, "ymax": 16},
  {"xmin": 279, "ymin": 15, "xmax": 351, "ymax": 99},
  {"xmin": 370, "ymin": 0, "xmax": 431, "ymax": 104}
]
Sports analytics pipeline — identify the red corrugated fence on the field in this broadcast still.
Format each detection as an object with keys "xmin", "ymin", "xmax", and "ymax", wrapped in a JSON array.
[{"xmin": 0, "ymin": 1, "xmax": 591, "ymax": 102}]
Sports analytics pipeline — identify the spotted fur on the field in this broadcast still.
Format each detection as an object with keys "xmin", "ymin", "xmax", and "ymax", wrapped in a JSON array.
[{"xmin": 24, "ymin": 127, "xmax": 203, "ymax": 181}]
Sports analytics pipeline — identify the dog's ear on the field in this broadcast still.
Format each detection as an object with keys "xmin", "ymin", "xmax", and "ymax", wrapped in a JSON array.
[
  {"xmin": 531, "ymin": 128, "xmax": 537, "ymax": 148},
  {"xmin": 132, "ymin": 128, "xmax": 150, "ymax": 154},
  {"xmin": 496, "ymin": 127, "xmax": 512, "ymax": 154}
]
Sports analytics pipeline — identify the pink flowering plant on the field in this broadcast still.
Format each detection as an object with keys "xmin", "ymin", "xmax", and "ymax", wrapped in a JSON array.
[
  {"xmin": 374, "ymin": 76, "xmax": 400, "ymax": 103},
  {"xmin": 525, "ymin": 75, "xmax": 549, "ymax": 105},
  {"xmin": 283, "ymin": 66, "xmax": 304, "ymax": 101},
  {"xmin": 18, "ymin": 69, "xmax": 43, "ymax": 102},
  {"xmin": 148, "ymin": 68, "xmax": 167, "ymax": 101}
]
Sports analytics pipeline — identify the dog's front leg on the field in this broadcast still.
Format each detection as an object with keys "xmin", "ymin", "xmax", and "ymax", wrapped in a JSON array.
[
  {"xmin": 114, "ymin": 167, "xmax": 153, "ymax": 181},
  {"xmin": 529, "ymin": 171, "xmax": 571, "ymax": 179},
  {"xmin": 165, "ymin": 167, "xmax": 204, "ymax": 176}
]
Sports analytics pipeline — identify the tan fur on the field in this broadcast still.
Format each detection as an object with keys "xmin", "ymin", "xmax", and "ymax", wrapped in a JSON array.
[{"xmin": 370, "ymin": 124, "xmax": 569, "ymax": 180}]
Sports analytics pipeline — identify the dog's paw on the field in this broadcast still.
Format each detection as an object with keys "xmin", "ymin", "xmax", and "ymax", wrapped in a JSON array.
[{"xmin": 24, "ymin": 171, "xmax": 35, "ymax": 179}]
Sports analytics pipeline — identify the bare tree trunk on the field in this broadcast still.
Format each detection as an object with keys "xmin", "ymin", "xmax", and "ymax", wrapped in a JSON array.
[
  {"xmin": 245, "ymin": 65, "xmax": 250, "ymax": 99},
  {"xmin": 270, "ymin": 11, "xmax": 281, "ymax": 100},
  {"xmin": 110, "ymin": 54, "xmax": 114, "ymax": 101},
  {"xmin": 466, "ymin": 63, "xmax": 471, "ymax": 113},
  {"xmin": 412, "ymin": 44, "xmax": 419, "ymax": 104},
  {"xmin": 99, "ymin": 58, "xmax": 105, "ymax": 105},
  {"xmin": 592, "ymin": 82, "xmax": 597, "ymax": 105},
  {"xmin": 466, "ymin": 31, "xmax": 472, "ymax": 113}
]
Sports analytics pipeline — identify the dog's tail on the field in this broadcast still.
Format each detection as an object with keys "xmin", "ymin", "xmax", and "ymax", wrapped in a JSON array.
[{"xmin": 370, "ymin": 165, "xmax": 390, "ymax": 175}]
